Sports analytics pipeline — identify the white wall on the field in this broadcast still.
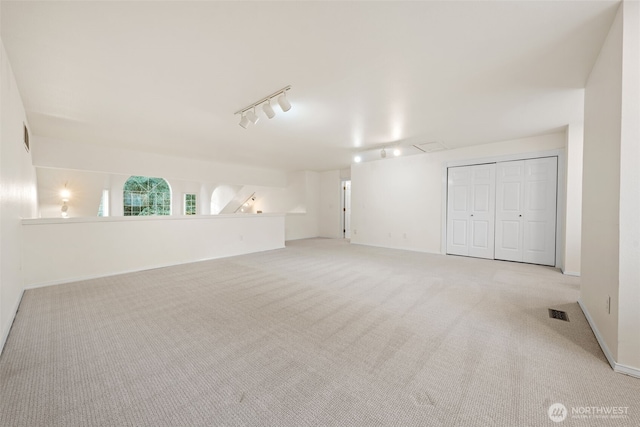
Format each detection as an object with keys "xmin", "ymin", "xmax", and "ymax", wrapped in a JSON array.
[
  {"xmin": 563, "ymin": 123, "xmax": 584, "ymax": 276},
  {"xmin": 284, "ymin": 171, "xmax": 320, "ymax": 240},
  {"xmin": 319, "ymin": 170, "xmax": 342, "ymax": 238},
  {"xmin": 248, "ymin": 171, "xmax": 321, "ymax": 240},
  {"xmin": 581, "ymin": 0, "xmax": 640, "ymax": 376},
  {"xmin": 0, "ymin": 40, "xmax": 38, "ymax": 351},
  {"xmin": 31, "ymin": 136, "xmax": 287, "ymax": 189},
  {"xmin": 35, "ymin": 167, "xmax": 217, "ymax": 219},
  {"xmin": 617, "ymin": 0, "xmax": 640, "ymax": 373},
  {"xmin": 581, "ymin": 3, "xmax": 623, "ymax": 364},
  {"xmin": 27, "ymin": 135, "xmax": 289, "ymax": 217},
  {"xmin": 351, "ymin": 132, "xmax": 567, "ymax": 255},
  {"xmin": 36, "ymin": 167, "xmax": 106, "ymax": 218},
  {"xmin": 22, "ymin": 214, "xmax": 285, "ymax": 288}
]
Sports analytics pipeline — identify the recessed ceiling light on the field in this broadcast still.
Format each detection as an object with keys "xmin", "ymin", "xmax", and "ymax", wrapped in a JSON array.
[
  {"xmin": 393, "ymin": 148, "xmax": 401, "ymax": 156},
  {"xmin": 354, "ymin": 155, "xmax": 362, "ymax": 163}
]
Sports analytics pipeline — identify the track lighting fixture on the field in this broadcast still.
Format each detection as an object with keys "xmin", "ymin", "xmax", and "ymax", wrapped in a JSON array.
[
  {"xmin": 235, "ymin": 86, "xmax": 291, "ymax": 128},
  {"xmin": 277, "ymin": 91, "xmax": 291, "ymax": 112},
  {"xmin": 246, "ymin": 107, "xmax": 259, "ymax": 124},
  {"xmin": 263, "ymin": 101, "xmax": 276, "ymax": 119},
  {"xmin": 238, "ymin": 114, "xmax": 249, "ymax": 129},
  {"xmin": 354, "ymin": 145, "xmax": 404, "ymax": 163}
]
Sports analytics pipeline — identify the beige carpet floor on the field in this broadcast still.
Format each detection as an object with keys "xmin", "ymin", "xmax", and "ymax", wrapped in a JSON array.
[{"xmin": 1, "ymin": 238, "xmax": 638, "ymax": 426}]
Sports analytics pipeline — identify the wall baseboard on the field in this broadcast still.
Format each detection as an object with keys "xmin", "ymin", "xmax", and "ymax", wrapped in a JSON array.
[
  {"xmin": 562, "ymin": 270, "xmax": 581, "ymax": 277},
  {"xmin": 578, "ymin": 298, "xmax": 640, "ymax": 379},
  {"xmin": 578, "ymin": 298, "xmax": 617, "ymax": 368},
  {"xmin": 0, "ymin": 288, "xmax": 25, "ymax": 356},
  {"xmin": 615, "ymin": 363, "xmax": 640, "ymax": 379}
]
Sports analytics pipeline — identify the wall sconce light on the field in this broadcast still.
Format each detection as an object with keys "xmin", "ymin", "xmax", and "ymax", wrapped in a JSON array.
[
  {"xmin": 61, "ymin": 202, "xmax": 69, "ymax": 218},
  {"xmin": 60, "ymin": 185, "xmax": 70, "ymax": 218},
  {"xmin": 235, "ymin": 86, "xmax": 292, "ymax": 128}
]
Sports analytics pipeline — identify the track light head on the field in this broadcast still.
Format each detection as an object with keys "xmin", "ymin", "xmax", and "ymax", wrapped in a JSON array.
[
  {"xmin": 262, "ymin": 101, "xmax": 276, "ymax": 119},
  {"xmin": 246, "ymin": 108, "xmax": 259, "ymax": 124},
  {"xmin": 239, "ymin": 114, "xmax": 249, "ymax": 129},
  {"xmin": 277, "ymin": 91, "xmax": 291, "ymax": 112},
  {"xmin": 380, "ymin": 148, "xmax": 387, "ymax": 158}
]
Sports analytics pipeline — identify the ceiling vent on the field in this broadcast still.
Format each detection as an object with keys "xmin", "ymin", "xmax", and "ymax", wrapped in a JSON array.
[{"xmin": 413, "ymin": 141, "xmax": 447, "ymax": 153}]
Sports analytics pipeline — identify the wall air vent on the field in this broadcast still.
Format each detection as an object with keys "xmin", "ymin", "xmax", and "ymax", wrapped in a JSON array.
[{"xmin": 413, "ymin": 141, "xmax": 447, "ymax": 153}]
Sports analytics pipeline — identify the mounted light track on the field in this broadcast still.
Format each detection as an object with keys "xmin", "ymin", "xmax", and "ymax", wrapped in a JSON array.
[{"xmin": 235, "ymin": 86, "xmax": 292, "ymax": 128}]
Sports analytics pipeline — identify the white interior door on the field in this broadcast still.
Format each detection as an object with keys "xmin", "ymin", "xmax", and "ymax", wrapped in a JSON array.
[
  {"xmin": 522, "ymin": 157, "xmax": 557, "ymax": 265},
  {"xmin": 495, "ymin": 161, "xmax": 525, "ymax": 261},
  {"xmin": 495, "ymin": 157, "xmax": 557, "ymax": 266},
  {"xmin": 447, "ymin": 167, "xmax": 472, "ymax": 256},
  {"xmin": 447, "ymin": 164, "xmax": 496, "ymax": 259}
]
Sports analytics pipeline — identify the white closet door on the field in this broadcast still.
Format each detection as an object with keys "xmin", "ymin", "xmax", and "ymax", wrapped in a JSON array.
[
  {"xmin": 522, "ymin": 157, "xmax": 557, "ymax": 265},
  {"xmin": 495, "ymin": 157, "xmax": 557, "ymax": 266},
  {"xmin": 447, "ymin": 164, "xmax": 496, "ymax": 259}
]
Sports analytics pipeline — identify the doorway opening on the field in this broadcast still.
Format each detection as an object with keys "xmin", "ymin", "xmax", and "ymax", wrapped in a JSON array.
[{"xmin": 341, "ymin": 180, "xmax": 351, "ymax": 239}]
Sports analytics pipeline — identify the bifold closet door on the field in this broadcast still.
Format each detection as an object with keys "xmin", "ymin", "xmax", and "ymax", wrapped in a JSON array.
[
  {"xmin": 495, "ymin": 157, "xmax": 557, "ymax": 266},
  {"xmin": 446, "ymin": 163, "xmax": 496, "ymax": 259}
]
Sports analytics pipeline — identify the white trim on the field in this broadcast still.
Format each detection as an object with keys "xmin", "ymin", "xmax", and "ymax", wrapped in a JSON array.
[
  {"xmin": 440, "ymin": 165, "xmax": 448, "ymax": 255},
  {"xmin": 615, "ymin": 364, "xmax": 640, "ymax": 379},
  {"xmin": 578, "ymin": 299, "xmax": 640, "ymax": 378},
  {"xmin": 562, "ymin": 270, "xmax": 581, "ymax": 277},
  {"xmin": 578, "ymin": 298, "xmax": 617, "ymax": 369},
  {"xmin": 444, "ymin": 148, "xmax": 564, "ymax": 169},
  {"xmin": 22, "ymin": 212, "xmax": 285, "ymax": 225},
  {"xmin": 0, "ymin": 289, "xmax": 25, "ymax": 356}
]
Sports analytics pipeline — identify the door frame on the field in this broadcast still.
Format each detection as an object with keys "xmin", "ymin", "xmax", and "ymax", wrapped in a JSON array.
[
  {"xmin": 441, "ymin": 148, "xmax": 566, "ymax": 269},
  {"xmin": 341, "ymin": 179, "xmax": 351, "ymax": 239}
]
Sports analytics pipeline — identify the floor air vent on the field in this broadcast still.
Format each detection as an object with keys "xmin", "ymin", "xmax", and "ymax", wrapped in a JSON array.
[{"xmin": 548, "ymin": 309, "xmax": 569, "ymax": 321}]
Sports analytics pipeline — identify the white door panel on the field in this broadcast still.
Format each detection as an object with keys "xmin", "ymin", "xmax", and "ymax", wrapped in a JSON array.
[
  {"xmin": 495, "ymin": 157, "xmax": 557, "ymax": 266},
  {"xmin": 522, "ymin": 158, "xmax": 557, "ymax": 265},
  {"xmin": 447, "ymin": 164, "xmax": 495, "ymax": 259}
]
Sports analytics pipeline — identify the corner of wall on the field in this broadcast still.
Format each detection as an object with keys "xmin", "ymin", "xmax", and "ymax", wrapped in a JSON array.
[{"xmin": 0, "ymin": 39, "xmax": 39, "ymax": 353}]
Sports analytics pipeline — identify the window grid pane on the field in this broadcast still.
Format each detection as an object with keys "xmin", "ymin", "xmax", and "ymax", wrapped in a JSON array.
[
  {"xmin": 184, "ymin": 193, "xmax": 196, "ymax": 215},
  {"xmin": 123, "ymin": 176, "xmax": 171, "ymax": 216}
]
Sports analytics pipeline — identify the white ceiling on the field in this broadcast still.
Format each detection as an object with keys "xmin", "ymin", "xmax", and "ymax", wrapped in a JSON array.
[{"xmin": 1, "ymin": 1, "xmax": 619, "ymax": 171}]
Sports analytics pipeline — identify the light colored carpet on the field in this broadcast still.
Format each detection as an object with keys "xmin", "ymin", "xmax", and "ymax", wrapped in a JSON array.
[{"xmin": 1, "ymin": 238, "xmax": 638, "ymax": 426}]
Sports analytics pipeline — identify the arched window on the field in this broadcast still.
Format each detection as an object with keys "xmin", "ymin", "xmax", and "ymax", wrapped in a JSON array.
[{"xmin": 123, "ymin": 176, "xmax": 171, "ymax": 216}]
